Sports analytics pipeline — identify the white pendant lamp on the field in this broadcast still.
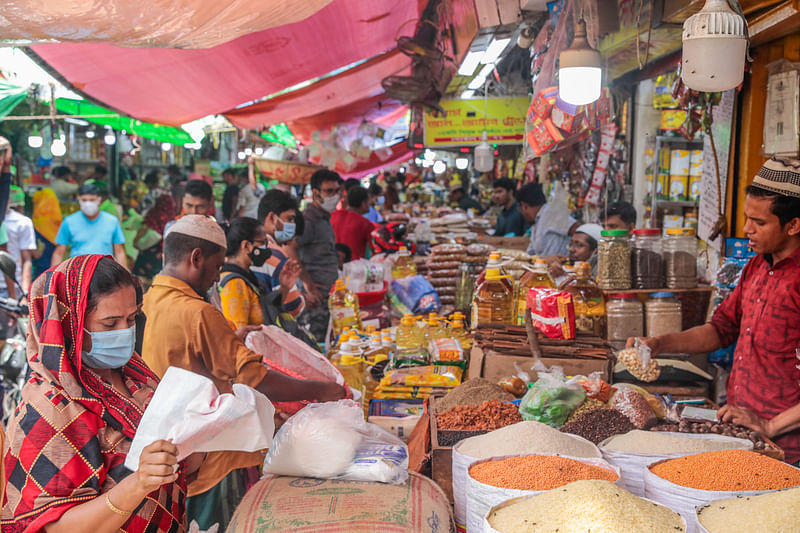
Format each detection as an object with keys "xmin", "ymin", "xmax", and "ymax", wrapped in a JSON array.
[
  {"xmin": 27, "ymin": 126, "xmax": 43, "ymax": 148},
  {"xmin": 681, "ymin": 0, "xmax": 747, "ymax": 92},
  {"xmin": 558, "ymin": 19, "xmax": 602, "ymax": 106},
  {"xmin": 474, "ymin": 131, "xmax": 494, "ymax": 173}
]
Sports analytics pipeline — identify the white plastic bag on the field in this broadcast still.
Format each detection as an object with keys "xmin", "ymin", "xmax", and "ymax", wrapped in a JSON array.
[
  {"xmin": 245, "ymin": 325, "xmax": 344, "ymax": 386},
  {"xmin": 599, "ymin": 433, "xmax": 752, "ymax": 497},
  {"xmin": 466, "ymin": 454, "xmax": 620, "ymax": 533},
  {"xmin": 125, "ymin": 367, "xmax": 275, "ymax": 471},
  {"xmin": 262, "ymin": 399, "xmax": 409, "ymax": 484}
]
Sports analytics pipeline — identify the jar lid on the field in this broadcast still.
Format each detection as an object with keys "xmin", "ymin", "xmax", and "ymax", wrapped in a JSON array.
[
  {"xmin": 650, "ymin": 291, "xmax": 676, "ymax": 298},
  {"xmin": 632, "ymin": 228, "xmax": 660, "ymax": 236},
  {"xmin": 666, "ymin": 227, "xmax": 696, "ymax": 236},
  {"xmin": 611, "ymin": 293, "xmax": 637, "ymax": 299},
  {"xmin": 601, "ymin": 229, "xmax": 630, "ymax": 237}
]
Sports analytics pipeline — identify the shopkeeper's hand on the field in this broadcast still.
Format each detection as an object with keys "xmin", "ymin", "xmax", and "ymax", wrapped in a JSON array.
[
  {"xmin": 317, "ymin": 381, "xmax": 348, "ymax": 402},
  {"xmin": 718, "ymin": 405, "xmax": 772, "ymax": 437},
  {"xmin": 135, "ymin": 440, "xmax": 179, "ymax": 495},
  {"xmin": 625, "ymin": 336, "xmax": 663, "ymax": 357},
  {"xmin": 235, "ymin": 324, "xmax": 262, "ymax": 340}
]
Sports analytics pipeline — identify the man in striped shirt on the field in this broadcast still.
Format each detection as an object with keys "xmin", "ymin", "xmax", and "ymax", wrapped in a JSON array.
[{"xmin": 253, "ymin": 189, "xmax": 305, "ymax": 318}]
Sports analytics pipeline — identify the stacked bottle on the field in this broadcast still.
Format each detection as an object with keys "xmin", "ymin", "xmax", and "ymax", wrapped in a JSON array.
[
  {"xmin": 515, "ymin": 259, "xmax": 555, "ymax": 325},
  {"xmin": 329, "ymin": 279, "xmax": 362, "ymax": 340},
  {"xmin": 472, "ymin": 267, "xmax": 513, "ymax": 325},
  {"xmin": 562, "ymin": 262, "xmax": 606, "ymax": 337},
  {"xmin": 391, "ymin": 245, "xmax": 417, "ymax": 279}
]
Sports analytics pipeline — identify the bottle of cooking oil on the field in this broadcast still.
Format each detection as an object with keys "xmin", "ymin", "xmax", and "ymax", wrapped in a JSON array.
[
  {"xmin": 472, "ymin": 268, "xmax": 513, "ymax": 325},
  {"xmin": 515, "ymin": 259, "xmax": 555, "ymax": 325},
  {"xmin": 332, "ymin": 338, "xmax": 364, "ymax": 392},
  {"xmin": 396, "ymin": 314, "xmax": 424, "ymax": 351},
  {"xmin": 450, "ymin": 312, "xmax": 471, "ymax": 350},
  {"xmin": 426, "ymin": 314, "xmax": 448, "ymax": 342},
  {"xmin": 391, "ymin": 245, "xmax": 417, "ymax": 279},
  {"xmin": 563, "ymin": 261, "xmax": 607, "ymax": 337},
  {"xmin": 480, "ymin": 251, "xmax": 513, "ymax": 292},
  {"xmin": 329, "ymin": 279, "xmax": 362, "ymax": 340}
]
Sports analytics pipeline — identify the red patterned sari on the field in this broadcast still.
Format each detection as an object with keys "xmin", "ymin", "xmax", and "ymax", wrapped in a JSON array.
[{"xmin": 2, "ymin": 255, "xmax": 186, "ymax": 533}]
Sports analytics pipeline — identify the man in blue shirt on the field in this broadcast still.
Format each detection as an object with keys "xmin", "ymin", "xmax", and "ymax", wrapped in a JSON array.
[
  {"xmin": 517, "ymin": 182, "xmax": 575, "ymax": 258},
  {"xmin": 52, "ymin": 183, "xmax": 127, "ymax": 267},
  {"xmin": 492, "ymin": 178, "xmax": 526, "ymax": 236},
  {"xmin": 365, "ymin": 183, "xmax": 384, "ymax": 224}
]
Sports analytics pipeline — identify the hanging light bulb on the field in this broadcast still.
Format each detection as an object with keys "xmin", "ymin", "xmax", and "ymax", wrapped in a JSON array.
[
  {"xmin": 432, "ymin": 161, "xmax": 447, "ymax": 174},
  {"xmin": 681, "ymin": 0, "xmax": 747, "ymax": 92},
  {"xmin": 237, "ymin": 151, "xmax": 246, "ymax": 160},
  {"xmin": 50, "ymin": 138, "xmax": 67, "ymax": 157},
  {"xmin": 254, "ymin": 147, "xmax": 264, "ymax": 155},
  {"xmin": 85, "ymin": 129, "xmax": 96, "ymax": 139},
  {"xmin": 27, "ymin": 125, "xmax": 43, "ymax": 148},
  {"xmin": 161, "ymin": 142, "xmax": 172, "ymax": 152},
  {"xmin": 558, "ymin": 19, "xmax": 603, "ymax": 105},
  {"xmin": 474, "ymin": 131, "xmax": 494, "ymax": 173},
  {"xmin": 244, "ymin": 147, "xmax": 253, "ymax": 156},
  {"xmin": 455, "ymin": 157, "xmax": 469, "ymax": 170},
  {"xmin": 104, "ymin": 127, "xmax": 116, "ymax": 145}
]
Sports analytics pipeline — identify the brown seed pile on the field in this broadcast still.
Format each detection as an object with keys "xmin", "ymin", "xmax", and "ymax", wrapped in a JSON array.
[
  {"xmin": 651, "ymin": 420, "xmax": 775, "ymax": 451},
  {"xmin": 561, "ymin": 409, "xmax": 636, "ymax": 444},
  {"xmin": 565, "ymin": 398, "xmax": 607, "ymax": 424},
  {"xmin": 436, "ymin": 399, "xmax": 522, "ymax": 431},
  {"xmin": 433, "ymin": 378, "xmax": 515, "ymax": 414},
  {"xmin": 469, "ymin": 454, "xmax": 617, "ymax": 490},
  {"xmin": 650, "ymin": 449, "xmax": 800, "ymax": 491}
]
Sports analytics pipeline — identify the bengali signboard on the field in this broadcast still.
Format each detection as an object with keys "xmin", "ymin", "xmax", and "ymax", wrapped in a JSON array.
[
  {"xmin": 423, "ymin": 97, "xmax": 528, "ymax": 148},
  {"xmin": 253, "ymin": 157, "xmax": 324, "ymax": 185}
]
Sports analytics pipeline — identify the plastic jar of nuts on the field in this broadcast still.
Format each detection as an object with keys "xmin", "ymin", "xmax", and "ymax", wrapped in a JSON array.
[
  {"xmin": 645, "ymin": 292, "xmax": 683, "ymax": 337},
  {"xmin": 597, "ymin": 229, "xmax": 631, "ymax": 290},
  {"xmin": 631, "ymin": 228, "xmax": 664, "ymax": 289},
  {"xmin": 663, "ymin": 227, "xmax": 697, "ymax": 289},
  {"xmin": 606, "ymin": 293, "xmax": 644, "ymax": 341}
]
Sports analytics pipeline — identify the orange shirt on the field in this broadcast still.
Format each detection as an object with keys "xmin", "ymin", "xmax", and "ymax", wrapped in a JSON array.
[{"xmin": 142, "ymin": 274, "xmax": 268, "ymax": 496}]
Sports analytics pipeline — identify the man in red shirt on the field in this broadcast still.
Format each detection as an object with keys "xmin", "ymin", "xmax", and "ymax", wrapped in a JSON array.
[
  {"xmin": 630, "ymin": 157, "xmax": 800, "ymax": 464},
  {"xmin": 331, "ymin": 185, "xmax": 376, "ymax": 260}
]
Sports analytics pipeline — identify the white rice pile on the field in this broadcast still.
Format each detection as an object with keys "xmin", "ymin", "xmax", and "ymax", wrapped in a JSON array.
[
  {"xmin": 697, "ymin": 486, "xmax": 800, "ymax": 533},
  {"xmin": 487, "ymin": 480, "xmax": 685, "ymax": 532},
  {"xmin": 603, "ymin": 430, "xmax": 752, "ymax": 454},
  {"xmin": 457, "ymin": 420, "xmax": 601, "ymax": 459}
]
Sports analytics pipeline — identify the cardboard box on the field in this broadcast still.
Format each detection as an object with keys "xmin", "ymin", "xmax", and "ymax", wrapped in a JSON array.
[{"xmin": 468, "ymin": 346, "xmax": 613, "ymax": 384}]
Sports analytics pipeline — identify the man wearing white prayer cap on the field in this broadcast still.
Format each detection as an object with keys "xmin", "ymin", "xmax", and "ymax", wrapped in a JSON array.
[
  {"xmin": 141, "ymin": 214, "xmax": 347, "ymax": 529},
  {"xmin": 633, "ymin": 157, "xmax": 800, "ymax": 465}
]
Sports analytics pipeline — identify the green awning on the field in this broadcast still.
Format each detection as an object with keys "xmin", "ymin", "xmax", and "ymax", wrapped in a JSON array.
[
  {"xmin": 260, "ymin": 123, "xmax": 296, "ymax": 147},
  {"xmin": 0, "ymin": 81, "xmax": 28, "ymax": 119},
  {"xmin": 55, "ymin": 98, "xmax": 193, "ymax": 145}
]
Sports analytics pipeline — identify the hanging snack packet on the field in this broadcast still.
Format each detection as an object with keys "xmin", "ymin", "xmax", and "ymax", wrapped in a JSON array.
[{"xmin": 526, "ymin": 287, "xmax": 576, "ymax": 340}]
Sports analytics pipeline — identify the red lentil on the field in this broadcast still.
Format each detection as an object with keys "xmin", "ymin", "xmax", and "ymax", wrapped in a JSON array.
[
  {"xmin": 469, "ymin": 454, "xmax": 618, "ymax": 490},
  {"xmin": 435, "ymin": 399, "xmax": 521, "ymax": 431},
  {"xmin": 650, "ymin": 449, "xmax": 800, "ymax": 491}
]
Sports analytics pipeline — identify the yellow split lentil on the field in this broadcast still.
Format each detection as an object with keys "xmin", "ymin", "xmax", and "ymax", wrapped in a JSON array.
[
  {"xmin": 487, "ymin": 479, "xmax": 685, "ymax": 532},
  {"xmin": 650, "ymin": 449, "xmax": 800, "ymax": 491},
  {"xmin": 697, "ymin": 486, "xmax": 800, "ymax": 533},
  {"xmin": 469, "ymin": 454, "xmax": 617, "ymax": 490}
]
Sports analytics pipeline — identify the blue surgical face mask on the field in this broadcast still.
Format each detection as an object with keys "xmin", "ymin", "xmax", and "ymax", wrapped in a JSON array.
[
  {"xmin": 82, "ymin": 326, "xmax": 136, "ymax": 369},
  {"xmin": 377, "ymin": 195, "xmax": 385, "ymax": 206},
  {"xmin": 275, "ymin": 220, "xmax": 296, "ymax": 243}
]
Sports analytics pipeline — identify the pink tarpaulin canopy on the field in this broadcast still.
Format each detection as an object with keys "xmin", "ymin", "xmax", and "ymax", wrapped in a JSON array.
[
  {"xmin": 226, "ymin": 50, "xmax": 409, "ymax": 132},
  {"xmin": 29, "ymin": 0, "xmax": 423, "ymax": 126},
  {"xmin": 340, "ymin": 142, "xmax": 414, "ymax": 179},
  {"xmin": 1, "ymin": 0, "xmax": 333, "ymax": 49},
  {"xmin": 287, "ymin": 94, "xmax": 408, "ymax": 145}
]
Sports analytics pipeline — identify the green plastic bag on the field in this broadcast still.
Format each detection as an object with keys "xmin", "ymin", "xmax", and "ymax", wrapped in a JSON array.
[{"xmin": 519, "ymin": 369, "xmax": 586, "ymax": 427}]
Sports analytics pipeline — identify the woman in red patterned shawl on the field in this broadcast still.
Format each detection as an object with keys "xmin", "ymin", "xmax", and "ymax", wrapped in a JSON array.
[{"xmin": 2, "ymin": 255, "xmax": 199, "ymax": 533}]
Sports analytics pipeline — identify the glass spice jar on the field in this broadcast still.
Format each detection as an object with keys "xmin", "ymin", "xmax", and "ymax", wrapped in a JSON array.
[
  {"xmin": 597, "ymin": 229, "xmax": 631, "ymax": 290},
  {"xmin": 606, "ymin": 293, "xmax": 644, "ymax": 342},
  {"xmin": 664, "ymin": 227, "xmax": 698, "ymax": 289},
  {"xmin": 631, "ymin": 228, "xmax": 664, "ymax": 289},
  {"xmin": 646, "ymin": 292, "xmax": 683, "ymax": 337}
]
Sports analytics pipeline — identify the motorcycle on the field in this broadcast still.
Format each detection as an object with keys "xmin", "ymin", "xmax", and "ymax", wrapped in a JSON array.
[{"xmin": 0, "ymin": 251, "xmax": 28, "ymax": 426}]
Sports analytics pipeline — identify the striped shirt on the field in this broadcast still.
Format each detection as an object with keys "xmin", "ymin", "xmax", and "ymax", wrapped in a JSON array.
[{"xmin": 250, "ymin": 234, "xmax": 305, "ymax": 318}]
